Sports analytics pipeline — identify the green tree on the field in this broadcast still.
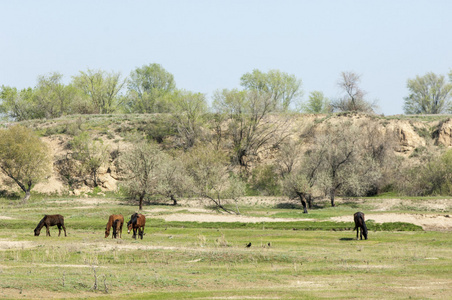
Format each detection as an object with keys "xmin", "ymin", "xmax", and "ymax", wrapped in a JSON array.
[
  {"xmin": 240, "ymin": 69, "xmax": 302, "ymax": 111},
  {"xmin": 0, "ymin": 125, "xmax": 51, "ymax": 202},
  {"xmin": 33, "ymin": 72, "xmax": 73, "ymax": 118},
  {"xmin": 72, "ymin": 69, "xmax": 125, "ymax": 114},
  {"xmin": 172, "ymin": 90, "xmax": 208, "ymax": 149},
  {"xmin": 127, "ymin": 63, "xmax": 176, "ymax": 113},
  {"xmin": 301, "ymin": 91, "xmax": 331, "ymax": 113},
  {"xmin": 0, "ymin": 86, "xmax": 36, "ymax": 121},
  {"xmin": 403, "ymin": 72, "xmax": 452, "ymax": 114}
]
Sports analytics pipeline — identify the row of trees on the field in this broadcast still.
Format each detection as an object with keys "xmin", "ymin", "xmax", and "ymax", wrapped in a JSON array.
[
  {"xmin": 2, "ymin": 63, "xmax": 451, "ymax": 120},
  {"xmin": 1, "ymin": 119, "xmax": 451, "ymax": 211}
]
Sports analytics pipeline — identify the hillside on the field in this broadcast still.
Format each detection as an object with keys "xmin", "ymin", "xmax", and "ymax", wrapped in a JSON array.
[{"xmin": 2, "ymin": 112, "xmax": 452, "ymax": 196}]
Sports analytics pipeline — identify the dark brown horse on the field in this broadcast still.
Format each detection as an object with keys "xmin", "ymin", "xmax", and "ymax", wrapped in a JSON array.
[
  {"xmin": 354, "ymin": 212, "xmax": 368, "ymax": 240},
  {"xmin": 127, "ymin": 213, "xmax": 146, "ymax": 240},
  {"xmin": 105, "ymin": 214, "xmax": 124, "ymax": 238},
  {"xmin": 34, "ymin": 214, "xmax": 67, "ymax": 237}
]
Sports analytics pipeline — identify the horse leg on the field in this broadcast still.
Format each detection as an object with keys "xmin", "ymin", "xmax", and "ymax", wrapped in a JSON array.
[
  {"xmin": 139, "ymin": 227, "xmax": 143, "ymax": 239},
  {"xmin": 120, "ymin": 224, "xmax": 122, "ymax": 239},
  {"xmin": 46, "ymin": 225, "xmax": 51, "ymax": 237},
  {"xmin": 359, "ymin": 227, "xmax": 363, "ymax": 240},
  {"xmin": 63, "ymin": 225, "xmax": 67, "ymax": 237},
  {"xmin": 133, "ymin": 228, "xmax": 137, "ymax": 239},
  {"xmin": 58, "ymin": 225, "xmax": 62, "ymax": 237}
]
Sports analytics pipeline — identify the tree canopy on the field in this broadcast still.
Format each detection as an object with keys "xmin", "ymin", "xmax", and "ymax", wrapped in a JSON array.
[
  {"xmin": 240, "ymin": 69, "xmax": 302, "ymax": 111},
  {"xmin": 403, "ymin": 72, "xmax": 452, "ymax": 114},
  {"xmin": 0, "ymin": 125, "xmax": 51, "ymax": 202}
]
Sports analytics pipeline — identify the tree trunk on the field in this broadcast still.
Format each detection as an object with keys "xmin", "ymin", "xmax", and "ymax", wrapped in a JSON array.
[
  {"xmin": 139, "ymin": 191, "xmax": 145, "ymax": 211},
  {"xmin": 330, "ymin": 189, "xmax": 335, "ymax": 207},
  {"xmin": 170, "ymin": 194, "xmax": 178, "ymax": 206},
  {"xmin": 22, "ymin": 190, "xmax": 31, "ymax": 204},
  {"xmin": 307, "ymin": 194, "xmax": 313, "ymax": 209},
  {"xmin": 296, "ymin": 192, "xmax": 308, "ymax": 213}
]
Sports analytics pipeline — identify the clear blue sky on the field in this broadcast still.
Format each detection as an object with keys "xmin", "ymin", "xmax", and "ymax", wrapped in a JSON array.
[{"xmin": 1, "ymin": 0, "xmax": 451, "ymax": 115}]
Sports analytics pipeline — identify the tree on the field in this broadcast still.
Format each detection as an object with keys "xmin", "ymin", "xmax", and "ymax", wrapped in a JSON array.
[
  {"xmin": 172, "ymin": 90, "xmax": 208, "ymax": 149},
  {"xmin": 279, "ymin": 141, "xmax": 323, "ymax": 213},
  {"xmin": 213, "ymin": 88, "xmax": 290, "ymax": 167},
  {"xmin": 33, "ymin": 72, "xmax": 78, "ymax": 118},
  {"xmin": 332, "ymin": 72, "xmax": 376, "ymax": 113},
  {"xmin": 71, "ymin": 132, "xmax": 109, "ymax": 188},
  {"xmin": 301, "ymin": 91, "xmax": 331, "ymax": 114},
  {"xmin": 240, "ymin": 69, "xmax": 302, "ymax": 111},
  {"xmin": 0, "ymin": 125, "xmax": 51, "ymax": 203},
  {"xmin": 156, "ymin": 153, "xmax": 193, "ymax": 205},
  {"xmin": 127, "ymin": 63, "xmax": 176, "ymax": 113},
  {"xmin": 72, "ymin": 69, "xmax": 125, "ymax": 114},
  {"xmin": 311, "ymin": 122, "xmax": 381, "ymax": 207},
  {"xmin": 119, "ymin": 141, "xmax": 164, "ymax": 210},
  {"xmin": 403, "ymin": 72, "xmax": 452, "ymax": 114},
  {"xmin": 183, "ymin": 145, "xmax": 244, "ymax": 214},
  {"xmin": 0, "ymin": 86, "xmax": 36, "ymax": 121}
]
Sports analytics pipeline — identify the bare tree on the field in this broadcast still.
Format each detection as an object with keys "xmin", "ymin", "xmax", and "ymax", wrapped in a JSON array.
[
  {"xmin": 119, "ymin": 141, "xmax": 163, "ymax": 210},
  {"xmin": 311, "ymin": 122, "xmax": 381, "ymax": 207},
  {"xmin": 213, "ymin": 89, "xmax": 290, "ymax": 168},
  {"xmin": 156, "ymin": 153, "xmax": 193, "ymax": 205},
  {"xmin": 71, "ymin": 132, "xmax": 109, "ymax": 187},
  {"xmin": 332, "ymin": 72, "xmax": 376, "ymax": 113},
  {"xmin": 183, "ymin": 145, "xmax": 244, "ymax": 214}
]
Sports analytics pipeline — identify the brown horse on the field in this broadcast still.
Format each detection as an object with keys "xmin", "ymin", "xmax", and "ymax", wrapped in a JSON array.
[
  {"xmin": 34, "ymin": 214, "xmax": 67, "ymax": 237},
  {"xmin": 354, "ymin": 212, "xmax": 368, "ymax": 240},
  {"xmin": 105, "ymin": 214, "xmax": 124, "ymax": 238},
  {"xmin": 127, "ymin": 213, "xmax": 146, "ymax": 240}
]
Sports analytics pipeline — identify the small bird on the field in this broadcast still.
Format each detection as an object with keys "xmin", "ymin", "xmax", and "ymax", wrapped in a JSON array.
[{"xmin": 246, "ymin": 242, "xmax": 252, "ymax": 248}]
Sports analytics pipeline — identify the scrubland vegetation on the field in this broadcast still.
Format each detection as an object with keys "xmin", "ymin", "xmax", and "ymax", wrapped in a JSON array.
[{"xmin": 1, "ymin": 65, "xmax": 452, "ymax": 298}]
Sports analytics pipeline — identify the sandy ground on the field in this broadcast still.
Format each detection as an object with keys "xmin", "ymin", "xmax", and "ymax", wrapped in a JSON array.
[
  {"xmin": 331, "ymin": 213, "xmax": 452, "ymax": 231},
  {"xmin": 148, "ymin": 197, "xmax": 452, "ymax": 231}
]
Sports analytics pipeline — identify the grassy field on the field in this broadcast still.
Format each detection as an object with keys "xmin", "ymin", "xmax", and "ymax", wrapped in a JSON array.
[{"xmin": 0, "ymin": 195, "xmax": 451, "ymax": 299}]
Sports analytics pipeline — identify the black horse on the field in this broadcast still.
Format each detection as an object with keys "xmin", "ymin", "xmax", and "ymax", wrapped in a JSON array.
[
  {"xmin": 127, "ymin": 213, "xmax": 146, "ymax": 240},
  {"xmin": 354, "ymin": 212, "xmax": 368, "ymax": 240},
  {"xmin": 34, "ymin": 214, "xmax": 67, "ymax": 237}
]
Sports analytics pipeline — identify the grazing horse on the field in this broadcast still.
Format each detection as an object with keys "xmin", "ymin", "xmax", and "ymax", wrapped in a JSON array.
[
  {"xmin": 127, "ymin": 213, "xmax": 146, "ymax": 240},
  {"xmin": 354, "ymin": 212, "xmax": 368, "ymax": 240},
  {"xmin": 105, "ymin": 214, "xmax": 124, "ymax": 238},
  {"xmin": 34, "ymin": 214, "xmax": 67, "ymax": 237}
]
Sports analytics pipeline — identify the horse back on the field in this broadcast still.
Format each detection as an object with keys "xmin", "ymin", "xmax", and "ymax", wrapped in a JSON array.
[
  {"xmin": 137, "ymin": 214, "xmax": 146, "ymax": 227},
  {"xmin": 46, "ymin": 214, "xmax": 64, "ymax": 226},
  {"xmin": 354, "ymin": 212, "xmax": 364, "ymax": 227}
]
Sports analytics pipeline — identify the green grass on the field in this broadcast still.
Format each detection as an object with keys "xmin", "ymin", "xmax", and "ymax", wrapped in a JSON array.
[{"xmin": 0, "ymin": 195, "xmax": 450, "ymax": 299}]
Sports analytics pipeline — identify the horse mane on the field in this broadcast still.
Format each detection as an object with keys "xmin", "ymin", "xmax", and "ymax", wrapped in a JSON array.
[
  {"xmin": 34, "ymin": 215, "xmax": 47, "ymax": 231},
  {"xmin": 128, "ymin": 213, "xmax": 139, "ymax": 226}
]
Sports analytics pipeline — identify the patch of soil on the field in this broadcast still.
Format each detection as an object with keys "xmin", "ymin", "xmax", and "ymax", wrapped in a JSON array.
[
  {"xmin": 153, "ymin": 213, "xmax": 310, "ymax": 223},
  {"xmin": 0, "ymin": 239, "xmax": 34, "ymax": 251}
]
